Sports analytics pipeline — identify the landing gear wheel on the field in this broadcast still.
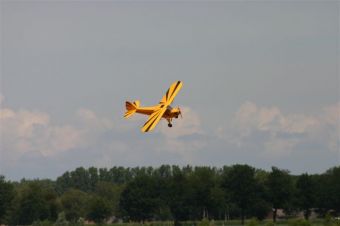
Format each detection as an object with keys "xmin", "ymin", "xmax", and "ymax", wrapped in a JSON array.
[{"xmin": 168, "ymin": 123, "xmax": 173, "ymax": 128}]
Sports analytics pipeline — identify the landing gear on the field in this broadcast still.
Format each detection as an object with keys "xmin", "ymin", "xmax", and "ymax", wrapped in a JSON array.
[{"xmin": 167, "ymin": 118, "xmax": 173, "ymax": 128}]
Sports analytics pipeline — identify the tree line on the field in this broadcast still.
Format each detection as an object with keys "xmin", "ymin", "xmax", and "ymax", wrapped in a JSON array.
[{"xmin": 0, "ymin": 164, "xmax": 339, "ymax": 225}]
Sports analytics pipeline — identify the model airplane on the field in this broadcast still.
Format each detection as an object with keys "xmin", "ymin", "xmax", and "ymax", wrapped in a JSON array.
[{"xmin": 124, "ymin": 81, "xmax": 183, "ymax": 132}]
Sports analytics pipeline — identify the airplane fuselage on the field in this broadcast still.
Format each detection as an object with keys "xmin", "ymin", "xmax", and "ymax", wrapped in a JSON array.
[
  {"xmin": 124, "ymin": 81, "xmax": 183, "ymax": 132},
  {"xmin": 136, "ymin": 105, "xmax": 180, "ymax": 120}
]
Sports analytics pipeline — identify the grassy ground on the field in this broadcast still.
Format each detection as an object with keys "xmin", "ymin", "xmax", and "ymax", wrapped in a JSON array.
[
  {"xmin": 33, "ymin": 218, "xmax": 338, "ymax": 226},
  {"xmin": 108, "ymin": 218, "xmax": 332, "ymax": 226}
]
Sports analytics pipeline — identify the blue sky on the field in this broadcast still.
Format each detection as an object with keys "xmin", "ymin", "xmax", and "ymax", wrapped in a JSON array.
[{"xmin": 0, "ymin": 1, "xmax": 339, "ymax": 180}]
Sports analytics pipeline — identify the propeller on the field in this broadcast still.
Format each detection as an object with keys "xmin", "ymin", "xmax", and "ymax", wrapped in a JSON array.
[{"xmin": 178, "ymin": 106, "xmax": 183, "ymax": 118}]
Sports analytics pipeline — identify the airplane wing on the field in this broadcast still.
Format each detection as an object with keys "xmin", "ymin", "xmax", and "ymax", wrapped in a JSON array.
[
  {"xmin": 160, "ymin": 81, "xmax": 183, "ymax": 105},
  {"xmin": 141, "ymin": 105, "xmax": 167, "ymax": 132},
  {"xmin": 141, "ymin": 81, "xmax": 182, "ymax": 132}
]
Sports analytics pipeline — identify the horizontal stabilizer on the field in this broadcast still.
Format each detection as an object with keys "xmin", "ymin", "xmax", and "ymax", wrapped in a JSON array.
[{"xmin": 124, "ymin": 100, "xmax": 140, "ymax": 118}]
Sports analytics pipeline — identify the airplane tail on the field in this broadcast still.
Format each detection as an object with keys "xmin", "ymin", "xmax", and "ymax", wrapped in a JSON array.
[{"xmin": 124, "ymin": 100, "xmax": 140, "ymax": 118}]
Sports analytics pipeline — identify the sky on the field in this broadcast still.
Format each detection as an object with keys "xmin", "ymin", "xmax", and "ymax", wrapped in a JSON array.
[{"xmin": 0, "ymin": 1, "xmax": 339, "ymax": 181}]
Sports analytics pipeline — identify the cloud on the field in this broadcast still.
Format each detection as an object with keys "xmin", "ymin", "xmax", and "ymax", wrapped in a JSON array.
[
  {"xmin": 313, "ymin": 103, "xmax": 340, "ymax": 153},
  {"xmin": 0, "ymin": 107, "xmax": 82, "ymax": 160},
  {"xmin": 77, "ymin": 108, "xmax": 114, "ymax": 130},
  {"xmin": 158, "ymin": 106, "xmax": 203, "ymax": 139},
  {"xmin": 0, "ymin": 104, "xmax": 125, "ymax": 179},
  {"xmin": 0, "ymin": 101, "xmax": 207, "ymax": 178},
  {"xmin": 218, "ymin": 101, "xmax": 340, "ymax": 159},
  {"xmin": 156, "ymin": 106, "xmax": 206, "ymax": 161},
  {"xmin": 1, "ymin": 97, "xmax": 338, "ymax": 180},
  {"xmin": 0, "ymin": 106, "xmax": 122, "ymax": 160},
  {"xmin": 0, "ymin": 94, "xmax": 4, "ymax": 105}
]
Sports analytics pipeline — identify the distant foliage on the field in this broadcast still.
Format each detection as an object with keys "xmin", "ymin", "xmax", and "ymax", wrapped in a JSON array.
[
  {"xmin": 222, "ymin": 164, "xmax": 258, "ymax": 224},
  {"xmin": 119, "ymin": 174, "xmax": 159, "ymax": 222},
  {"xmin": 333, "ymin": 219, "xmax": 340, "ymax": 226},
  {"xmin": 87, "ymin": 196, "xmax": 112, "ymax": 223},
  {"xmin": 198, "ymin": 218, "xmax": 211, "ymax": 226},
  {"xmin": 0, "ymin": 175, "xmax": 14, "ymax": 224},
  {"xmin": 246, "ymin": 218, "xmax": 259, "ymax": 226},
  {"xmin": 1, "ymin": 165, "xmax": 340, "ymax": 225},
  {"xmin": 9, "ymin": 181, "xmax": 58, "ymax": 225},
  {"xmin": 296, "ymin": 174, "xmax": 315, "ymax": 220},
  {"xmin": 265, "ymin": 222, "xmax": 275, "ymax": 226},
  {"xmin": 60, "ymin": 189, "xmax": 89, "ymax": 222},
  {"xmin": 288, "ymin": 219, "xmax": 312, "ymax": 226},
  {"xmin": 32, "ymin": 220, "xmax": 54, "ymax": 226},
  {"xmin": 266, "ymin": 167, "xmax": 294, "ymax": 222},
  {"xmin": 54, "ymin": 212, "xmax": 69, "ymax": 226}
]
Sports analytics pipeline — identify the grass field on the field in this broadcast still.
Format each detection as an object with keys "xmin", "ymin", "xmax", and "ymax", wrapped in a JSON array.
[
  {"xmin": 33, "ymin": 217, "xmax": 340, "ymax": 226},
  {"xmin": 105, "ymin": 218, "xmax": 337, "ymax": 226}
]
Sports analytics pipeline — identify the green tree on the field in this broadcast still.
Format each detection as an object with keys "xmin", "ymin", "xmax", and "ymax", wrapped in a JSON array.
[
  {"xmin": 296, "ymin": 173, "xmax": 315, "ymax": 220},
  {"xmin": 9, "ymin": 181, "xmax": 57, "ymax": 225},
  {"xmin": 94, "ymin": 181, "xmax": 124, "ymax": 216},
  {"xmin": 87, "ymin": 196, "xmax": 112, "ymax": 224},
  {"xmin": 119, "ymin": 174, "xmax": 159, "ymax": 222},
  {"xmin": 326, "ymin": 167, "xmax": 340, "ymax": 213},
  {"xmin": 60, "ymin": 189, "xmax": 89, "ymax": 222},
  {"xmin": 209, "ymin": 185, "xmax": 226, "ymax": 219},
  {"xmin": 70, "ymin": 167, "xmax": 90, "ymax": 191},
  {"xmin": 0, "ymin": 175, "xmax": 15, "ymax": 224},
  {"xmin": 250, "ymin": 199, "xmax": 271, "ymax": 221},
  {"xmin": 188, "ymin": 167, "xmax": 222, "ymax": 219},
  {"xmin": 109, "ymin": 166, "xmax": 132, "ymax": 184},
  {"xmin": 251, "ymin": 170, "xmax": 271, "ymax": 221},
  {"xmin": 222, "ymin": 164, "xmax": 258, "ymax": 224},
  {"xmin": 151, "ymin": 165, "xmax": 172, "ymax": 221},
  {"xmin": 168, "ymin": 166, "xmax": 196, "ymax": 224},
  {"xmin": 266, "ymin": 167, "xmax": 294, "ymax": 222},
  {"xmin": 56, "ymin": 171, "xmax": 72, "ymax": 194},
  {"xmin": 315, "ymin": 167, "xmax": 340, "ymax": 214},
  {"xmin": 88, "ymin": 167, "xmax": 99, "ymax": 191},
  {"xmin": 54, "ymin": 212, "xmax": 69, "ymax": 226}
]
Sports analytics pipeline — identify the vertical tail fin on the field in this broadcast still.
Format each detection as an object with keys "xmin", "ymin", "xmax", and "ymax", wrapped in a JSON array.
[{"xmin": 124, "ymin": 100, "xmax": 140, "ymax": 118}]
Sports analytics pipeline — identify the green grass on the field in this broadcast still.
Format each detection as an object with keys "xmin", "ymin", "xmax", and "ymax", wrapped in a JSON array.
[
  {"xmin": 107, "ymin": 219, "xmax": 326, "ymax": 226},
  {"xmin": 31, "ymin": 218, "xmax": 337, "ymax": 226},
  {"xmin": 105, "ymin": 219, "xmax": 336, "ymax": 226}
]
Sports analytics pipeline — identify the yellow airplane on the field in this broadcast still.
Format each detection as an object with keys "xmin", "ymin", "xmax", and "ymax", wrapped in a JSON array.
[{"xmin": 124, "ymin": 81, "xmax": 183, "ymax": 132}]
